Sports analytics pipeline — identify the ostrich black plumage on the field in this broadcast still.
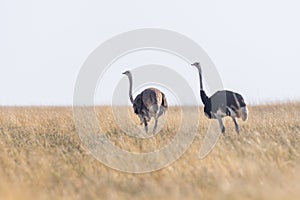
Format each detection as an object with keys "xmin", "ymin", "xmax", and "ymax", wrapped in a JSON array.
[
  {"xmin": 123, "ymin": 70, "xmax": 168, "ymax": 134},
  {"xmin": 191, "ymin": 62, "xmax": 248, "ymax": 134}
]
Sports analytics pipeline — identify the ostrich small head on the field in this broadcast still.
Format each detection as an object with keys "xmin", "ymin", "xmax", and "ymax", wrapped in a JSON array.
[
  {"xmin": 191, "ymin": 62, "xmax": 202, "ymax": 76},
  {"xmin": 122, "ymin": 70, "xmax": 132, "ymax": 77},
  {"xmin": 191, "ymin": 62, "xmax": 200, "ymax": 67},
  {"xmin": 191, "ymin": 62, "xmax": 201, "ymax": 70}
]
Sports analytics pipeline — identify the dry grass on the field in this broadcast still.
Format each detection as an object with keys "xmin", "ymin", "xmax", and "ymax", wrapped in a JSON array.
[{"xmin": 0, "ymin": 103, "xmax": 300, "ymax": 200}]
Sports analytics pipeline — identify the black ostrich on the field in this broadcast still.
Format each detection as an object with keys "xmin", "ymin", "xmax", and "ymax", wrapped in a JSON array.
[{"xmin": 191, "ymin": 62, "xmax": 248, "ymax": 134}]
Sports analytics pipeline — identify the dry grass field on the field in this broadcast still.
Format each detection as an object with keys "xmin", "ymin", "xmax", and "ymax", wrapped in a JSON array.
[{"xmin": 0, "ymin": 103, "xmax": 300, "ymax": 200}]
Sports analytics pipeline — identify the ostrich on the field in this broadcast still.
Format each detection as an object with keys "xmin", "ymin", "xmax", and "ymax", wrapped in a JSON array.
[
  {"xmin": 191, "ymin": 62, "xmax": 248, "ymax": 134},
  {"xmin": 122, "ymin": 70, "xmax": 168, "ymax": 134}
]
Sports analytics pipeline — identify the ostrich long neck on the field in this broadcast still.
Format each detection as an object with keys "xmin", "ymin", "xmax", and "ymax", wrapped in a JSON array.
[
  {"xmin": 127, "ymin": 74, "xmax": 134, "ymax": 104},
  {"xmin": 197, "ymin": 67, "xmax": 209, "ymax": 105},
  {"xmin": 198, "ymin": 67, "xmax": 204, "ymax": 90}
]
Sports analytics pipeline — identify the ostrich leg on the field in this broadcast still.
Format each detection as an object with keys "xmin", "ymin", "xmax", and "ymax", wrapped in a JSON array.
[
  {"xmin": 153, "ymin": 117, "xmax": 158, "ymax": 133},
  {"xmin": 232, "ymin": 117, "xmax": 240, "ymax": 134},
  {"xmin": 214, "ymin": 113, "xmax": 225, "ymax": 134},
  {"xmin": 143, "ymin": 118, "xmax": 148, "ymax": 134}
]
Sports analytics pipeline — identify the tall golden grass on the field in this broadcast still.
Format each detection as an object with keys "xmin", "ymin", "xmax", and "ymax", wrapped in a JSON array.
[{"xmin": 0, "ymin": 103, "xmax": 299, "ymax": 200}]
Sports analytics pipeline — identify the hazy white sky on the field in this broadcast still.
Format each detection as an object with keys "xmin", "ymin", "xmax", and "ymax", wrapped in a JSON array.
[{"xmin": 1, "ymin": 0, "xmax": 300, "ymax": 105}]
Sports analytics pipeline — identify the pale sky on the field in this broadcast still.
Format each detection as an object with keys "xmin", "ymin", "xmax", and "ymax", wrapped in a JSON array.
[{"xmin": 1, "ymin": 0, "xmax": 300, "ymax": 105}]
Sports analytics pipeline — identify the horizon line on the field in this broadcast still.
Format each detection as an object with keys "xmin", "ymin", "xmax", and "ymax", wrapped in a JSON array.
[{"xmin": 0, "ymin": 99, "xmax": 299, "ymax": 107}]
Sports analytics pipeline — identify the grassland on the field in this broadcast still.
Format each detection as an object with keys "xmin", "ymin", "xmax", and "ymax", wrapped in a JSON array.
[{"xmin": 0, "ymin": 103, "xmax": 299, "ymax": 200}]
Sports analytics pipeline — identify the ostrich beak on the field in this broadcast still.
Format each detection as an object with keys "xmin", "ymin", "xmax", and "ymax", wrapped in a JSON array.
[{"xmin": 122, "ymin": 72, "xmax": 126, "ymax": 75}]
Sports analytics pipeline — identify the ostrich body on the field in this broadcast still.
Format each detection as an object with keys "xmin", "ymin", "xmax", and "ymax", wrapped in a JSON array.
[
  {"xmin": 123, "ymin": 70, "xmax": 168, "ymax": 133},
  {"xmin": 191, "ymin": 62, "xmax": 248, "ymax": 134}
]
